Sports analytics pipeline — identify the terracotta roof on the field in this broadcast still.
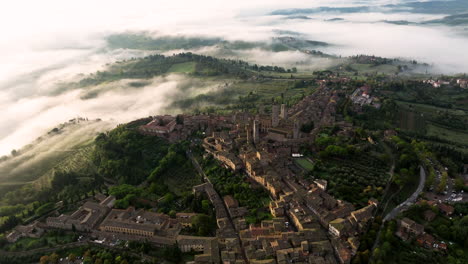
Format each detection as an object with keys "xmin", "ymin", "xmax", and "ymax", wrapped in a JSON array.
[
  {"xmin": 438, "ymin": 203, "xmax": 454, "ymax": 215},
  {"xmin": 223, "ymin": 195, "xmax": 239, "ymax": 208},
  {"xmin": 424, "ymin": 210, "xmax": 436, "ymax": 221}
]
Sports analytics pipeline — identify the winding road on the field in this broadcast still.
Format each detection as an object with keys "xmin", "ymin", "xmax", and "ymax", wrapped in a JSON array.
[
  {"xmin": 370, "ymin": 165, "xmax": 426, "ymax": 257},
  {"xmin": 383, "ymin": 166, "xmax": 426, "ymax": 221}
]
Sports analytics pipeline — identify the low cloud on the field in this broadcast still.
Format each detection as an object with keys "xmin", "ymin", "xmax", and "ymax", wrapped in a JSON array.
[
  {"xmin": 0, "ymin": 74, "xmax": 222, "ymax": 156},
  {"xmin": 0, "ymin": 120, "xmax": 115, "ymax": 183}
]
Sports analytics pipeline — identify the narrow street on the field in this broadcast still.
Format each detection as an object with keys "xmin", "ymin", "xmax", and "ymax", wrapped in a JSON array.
[{"xmin": 187, "ymin": 150, "xmax": 249, "ymax": 263}]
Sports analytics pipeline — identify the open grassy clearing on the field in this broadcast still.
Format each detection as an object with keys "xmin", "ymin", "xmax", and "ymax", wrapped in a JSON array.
[
  {"xmin": 294, "ymin": 158, "xmax": 314, "ymax": 171},
  {"xmin": 229, "ymin": 79, "xmax": 315, "ymax": 102},
  {"xmin": 350, "ymin": 63, "xmax": 398, "ymax": 75},
  {"xmin": 167, "ymin": 62, "xmax": 197, "ymax": 73}
]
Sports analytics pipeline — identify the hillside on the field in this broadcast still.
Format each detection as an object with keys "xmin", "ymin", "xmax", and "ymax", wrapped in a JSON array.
[{"xmin": 0, "ymin": 119, "xmax": 113, "ymax": 200}]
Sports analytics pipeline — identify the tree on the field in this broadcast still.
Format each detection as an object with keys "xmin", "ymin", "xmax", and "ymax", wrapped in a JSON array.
[
  {"xmin": 0, "ymin": 215, "xmax": 20, "ymax": 233},
  {"xmin": 68, "ymin": 253, "xmax": 77, "ymax": 262},
  {"xmin": 168, "ymin": 210, "xmax": 176, "ymax": 218},
  {"xmin": 437, "ymin": 224, "xmax": 450, "ymax": 238},
  {"xmin": 201, "ymin": 200, "xmax": 211, "ymax": 214},
  {"xmin": 39, "ymin": 256, "xmax": 49, "ymax": 264},
  {"xmin": 11, "ymin": 149, "xmax": 18, "ymax": 156},
  {"xmin": 373, "ymin": 247, "xmax": 381, "ymax": 260},
  {"xmin": 84, "ymin": 249, "xmax": 92, "ymax": 258},
  {"xmin": 162, "ymin": 245, "xmax": 182, "ymax": 263},
  {"xmin": 49, "ymin": 253, "xmax": 59, "ymax": 264},
  {"xmin": 192, "ymin": 214, "xmax": 215, "ymax": 236}
]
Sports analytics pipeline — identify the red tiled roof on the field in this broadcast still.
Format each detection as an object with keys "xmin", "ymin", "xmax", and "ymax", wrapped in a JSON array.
[{"xmin": 439, "ymin": 203, "xmax": 454, "ymax": 215}]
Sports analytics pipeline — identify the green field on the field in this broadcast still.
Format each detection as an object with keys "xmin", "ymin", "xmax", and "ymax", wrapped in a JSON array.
[
  {"xmin": 394, "ymin": 100, "xmax": 468, "ymax": 147},
  {"xmin": 397, "ymin": 110, "xmax": 426, "ymax": 133},
  {"xmin": 397, "ymin": 101, "xmax": 468, "ymax": 118},
  {"xmin": 167, "ymin": 62, "xmax": 197, "ymax": 73},
  {"xmin": 426, "ymin": 123, "xmax": 468, "ymax": 145},
  {"xmin": 229, "ymin": 79, "xmax": 315, "ymax": 104},
  {"xmin": 294, "ymin": 158, "xmax": 314, "ymax": 171},
  {"xmin": 350, "ymin": 63, "xmax": 398, "ymax": 75}
]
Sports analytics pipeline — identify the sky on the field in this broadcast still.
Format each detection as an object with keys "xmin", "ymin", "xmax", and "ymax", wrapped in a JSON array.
[{"xmin": 0, "ymin": 0, "xmax": 467, "ymax": 156}]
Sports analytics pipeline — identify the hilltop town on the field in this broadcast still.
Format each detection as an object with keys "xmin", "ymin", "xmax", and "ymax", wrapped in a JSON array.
[{"xmin": 1, "ymin": 56, "xmax": 468, "ymax": 264}]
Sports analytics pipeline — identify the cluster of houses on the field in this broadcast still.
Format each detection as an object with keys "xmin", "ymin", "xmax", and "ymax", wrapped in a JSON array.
[
  {"xmin": 457, "ymin": 78, "xmax": 468, "ymax": 88},
  {"xmin": 349, "ymin": 85, "xmax": 381, "ymax": 109},
  {"xmin": 239, "ymin": 217, "xmax": 337, "ymax": 264},
  {"xmin": 396, "ymin": 217, "xmax": 447, "ymax": 252},
  {"xmin": 395, "ymin": 200, "xmax": 456, "ymax": 253},
  {"xmin": 423, "ymin": 79, "xmax": 450, "ymax": 88},
  {"xmin": 139, "ymin": 86, "xmax": 378, "ymax": 263},
  {"xmin": 423, "ymin": 78, "xmax": 468, "ymax": 88}
]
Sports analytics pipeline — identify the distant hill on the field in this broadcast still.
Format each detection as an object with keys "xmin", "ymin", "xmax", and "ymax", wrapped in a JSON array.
[
  {"xmin": 106, "ymin": 33, "xmax": 330, "ymax": 53},
  {"xmin": 270, "ymin": 0, "xmax": 468, "ymax": 16},
  {"xmin": 424, "ymin": 13, "xmax": 468, "ymax": 25}
]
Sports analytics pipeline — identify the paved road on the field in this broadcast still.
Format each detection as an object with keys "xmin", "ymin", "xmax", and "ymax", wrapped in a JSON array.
[
  {"xmin": 384, "ymin": 166, "xmax": 426, "ymax": 221},
  {"xmin": 370, "ymin": 165, "xmax": 426, "ymax": 261},
  {"xmin": 187, "ymin": 150, "xmax": 212, "ymax": 185}
]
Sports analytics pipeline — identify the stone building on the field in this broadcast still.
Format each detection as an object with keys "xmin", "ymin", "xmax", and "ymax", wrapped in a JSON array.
[
  {"xmin": 272, "ymin": 104, "xmax": 280, "ymax": 127},
  {"xmin": 99, "ymin": 207, "xmax": 181, "ymax": 238}
]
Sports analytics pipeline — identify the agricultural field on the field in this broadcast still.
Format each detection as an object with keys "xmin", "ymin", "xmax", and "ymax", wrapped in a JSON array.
[
  {"xmin": 228, "ymin": 79, "xmax": 316, "ymax": 105},
  {"xmin": 397, "ymin": 110, "xmax": 426, "ymax": 133},
  {"xmin": 312, "ymin": 157, "xmax": 389, "ymax": 208},
  {"xmin": 397, "ymin": 101, "xmax": 468, "ymax": 119},
  {"xmin": 426, "ymin": 123, "xmax": 468, "ymax": 146}
]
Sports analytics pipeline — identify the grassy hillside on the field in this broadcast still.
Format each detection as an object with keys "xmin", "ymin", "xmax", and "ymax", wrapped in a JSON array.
[
  {"xmin": 168, "ymin": 62, "xmax": 197, "ymax": 73},
  {"xmin": 0, "ymin": 120, "xmax": 113, "ymax": 199},
  {"xmin": 75, "ymin": 53, "xmax": 294, "ymax": 88}
]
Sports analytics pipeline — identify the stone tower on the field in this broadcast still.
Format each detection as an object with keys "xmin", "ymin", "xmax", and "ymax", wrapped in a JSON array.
[
  {"xmin": 231, "ymin": 112, "xmax": 237, "ymax": 123},
  {"xmin": 272, "ymin": 104, "xmax": 280, "ymax": 127},
  {"xmin": 253, "ymin": 120, "xmax": 260, "ymax": 144},
  {"xmin": 245, "ymin": 124, "xmax": 251, "ymax": 143},
  {"xmin": 293, "ymin": 119, "xmax": 300, "ymax": 139},
  {"xmin": 280, "ymin": 104, "xmax": 288, "ymax": 120}
]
